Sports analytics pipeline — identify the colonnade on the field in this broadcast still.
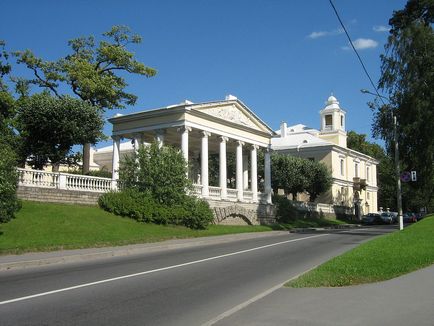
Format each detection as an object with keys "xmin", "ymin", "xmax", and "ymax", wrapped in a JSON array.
[{"xmin": 111, "ymin": 126, "xmax": 272, "ymax": 204}]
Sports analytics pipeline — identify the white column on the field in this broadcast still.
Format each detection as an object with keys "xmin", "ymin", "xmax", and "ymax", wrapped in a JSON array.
[
  {"xmin": 264, "ymin": 146, "xmax": 272, "ymax": 204},
  {"xmin": 155, "ymin": 129, "xmax": 165, "ymax": 148},
  {"xmin": 133, "ymin": 134, "xmax": 140, "ymax": 165},
  {"xmin": 201, "ymin": 131, "xmax": 211, "ymax": 197},
  {"xmin": 111, "ymin": 136, "xmax": 121, "ymax": 190},
  {"xmin": 243, "ymin": 154, "xmax": 249, "ymax": 190},
  {"xmin": 236, "ymin": 140, "xmax": 244, "ymax": 201},
  {"xmin": 132, "ymin": 134, "xmax": 140, "ymax": 155},
  {"xmin": 219, "ymin": 136, "xmax": 228, "ymax": 199},
  {"xmin": 251, "ymin": 145, "xmax": 258, "ymax": 202},
  {"xmin": 179, "ymin": 126, "xmax": 191, "ymax": 177}
]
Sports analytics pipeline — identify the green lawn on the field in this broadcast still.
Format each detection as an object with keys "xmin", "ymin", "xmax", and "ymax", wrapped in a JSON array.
[
  {"xmin": 287, "ymin": 215, "xmax": 434, "ymax": 287},
  {"xmin": 0, "ymin": 201, "xmax": 274, "ymax": 255}
]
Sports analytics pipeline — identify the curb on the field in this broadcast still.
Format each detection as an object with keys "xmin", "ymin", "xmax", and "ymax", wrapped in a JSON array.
[{"xmin": 0, "ymin": 231, "xmax": 289, "ymax": 272}]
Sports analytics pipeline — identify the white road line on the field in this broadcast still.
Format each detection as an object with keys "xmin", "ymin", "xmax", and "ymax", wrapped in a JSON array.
[
  {"xmin": 201, "ymin": 265, "xmax": 320, "ymax": 326},
  {"xmin": 0, "ymin": 233, "xmax": 329, "ymax": 306}
]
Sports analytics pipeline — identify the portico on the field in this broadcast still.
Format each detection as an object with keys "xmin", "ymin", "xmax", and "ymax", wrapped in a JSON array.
[{"xmin": 107, "ymin": 96, "xmax": 275, "ymax": 204}]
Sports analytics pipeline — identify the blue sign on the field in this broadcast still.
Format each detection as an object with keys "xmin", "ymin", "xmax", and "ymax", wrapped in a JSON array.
[{"xmin": 400, "ymin": 171, "xmax": 411, "ymax": 182}]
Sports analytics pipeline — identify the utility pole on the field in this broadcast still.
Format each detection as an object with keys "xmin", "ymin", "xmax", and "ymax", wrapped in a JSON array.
[{"xmin": 394, "ymin": 116, "xmax": 404, "ymax": 230}]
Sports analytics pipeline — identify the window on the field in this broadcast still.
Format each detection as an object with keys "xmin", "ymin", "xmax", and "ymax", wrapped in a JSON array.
[
  {"xmin": 325, "ymin": 114, "xmax": 332, "ymax": 129},
  {"xmin": 366, "ymin": 167, "xmax": 370, "ymax": 181},
  {"xmin": 340, "ymin": 159, "xmax": 344, "ymax": 176},
  {"xmin": 340, "ymin": 115, "xmax": 344, "ymax": 127},
  {"xmin": 367, "ymin": 192, "xmax": 370, "ymax": 200},
  {"xmin": 355, "ymin": 163, "xmax": 359, "ymax": 177}
]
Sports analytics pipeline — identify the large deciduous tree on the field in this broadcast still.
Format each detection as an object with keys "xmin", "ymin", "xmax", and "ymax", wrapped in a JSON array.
[
  {"xmin": 347, "ymin": 131, "xmax": 396, "ymax": 210},
  {"xmin": 15, "ymin": 25, "xmax": 157, "ymax": 172},
  {"xmin": 373, "ymin": 0, "xmax": 434, "ymax": 210},
  {"xmin": 0, "ymin": 40, "xmax": 20, "ymax": 222},
  {"xmin": 271, "ymin": 154, "xmax": 332, "ymax": 202},
  {"xmin": 16, "ymin": 92, "xmax": 104, "ymax": 171}
]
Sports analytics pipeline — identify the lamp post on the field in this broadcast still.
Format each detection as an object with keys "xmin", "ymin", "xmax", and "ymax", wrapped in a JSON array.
[{"xmin": 361, "ymin": 89, "xmax": 403, "ymax": 230}]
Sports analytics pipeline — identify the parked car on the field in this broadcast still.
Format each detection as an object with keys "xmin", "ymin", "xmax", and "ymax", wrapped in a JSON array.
[
  {"xmin": 403, "ymin": 212, "xmax": 417, "ymax": 223},
  {"xmin": 380, "ymin": 212, "xmax": 394, "ymax": 224},
  {"xmin": 390, "ymin": 212, "xmax": 398, "ymax": 223},
  {"xmin": 362, "ymin": 213, "xmax": 383, "ymax": 225}
]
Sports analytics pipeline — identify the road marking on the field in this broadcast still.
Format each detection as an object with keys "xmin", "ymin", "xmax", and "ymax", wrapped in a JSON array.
[
  {"xmin": 201, "ymin": 265, "xmax": 319, "ymax": 326},
  {"xmin": 0, "ymin": 233, "xmax": 329, "ymax": 306}
]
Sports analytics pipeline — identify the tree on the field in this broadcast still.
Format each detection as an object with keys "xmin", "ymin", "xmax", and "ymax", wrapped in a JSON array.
[
  {"xmin": 373, "ymin": 0, "xmax": 434, "ymax": 210},
  {"xmin": 15, "ymin": 25, "xmax": 157, "ymax": 173},
  {"xmin": 0, "ymin": 41, "xmax": 20, "ymax": 222},
  {"xmin": 304, "ymin": 160, "xmax": 333, "ymax": 202},
  {"xmin": 16, "ymin": 92, "xmax": 104, "ymax": 171},
  {"xmin": 347, "ymin": 131, "xmax": 396, "ymax": 210},
  {"xmin": 120, "ymin": 142, "xmax": 192, "ymax": 206}
]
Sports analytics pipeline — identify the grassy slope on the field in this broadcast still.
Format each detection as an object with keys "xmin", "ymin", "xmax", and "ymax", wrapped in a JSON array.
[
  {"xmin": 288, "ymin": 215, "xmax": 434, "ymax": 287},
  {"xmin": 0, "ymin": 201, "xmax": 273, "ymax": 255}
]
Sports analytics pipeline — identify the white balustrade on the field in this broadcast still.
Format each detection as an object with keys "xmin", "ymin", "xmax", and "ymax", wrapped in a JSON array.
[
  {"xmin": 243, "ymin": 190, "xmax": 253, "ymax": 202},
  {"xmin": 17, "ymin": 168, "xmax": 113, "ymax": 193},
  {"xmin": 192, "ymin": 184, "xmax": 203, "ymax": 196},
  {"xmin": 208, "ymin": 186, "xmax": 222, "ymax": 199},
  {"xmin": 226, "ymin": 188, "xmax": 238, "ymax": 200},
  {"xmin": 17, "ymin": 168, "xmax": 58, "ymax": 188}
]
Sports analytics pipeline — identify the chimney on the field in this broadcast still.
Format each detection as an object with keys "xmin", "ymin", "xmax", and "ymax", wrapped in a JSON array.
[{"xmin": 280, "ymin": 121, "xmax": 287, "ymax": 138}]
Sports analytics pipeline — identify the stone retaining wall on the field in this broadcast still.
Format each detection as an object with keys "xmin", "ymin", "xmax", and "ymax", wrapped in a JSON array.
[
  {"xmin": 17, "ymin": 186, "xmax": 101, "ymax": 205},
  {"xmin": 207, "ymin": 200, "xmax": 276, "ymax": 225}
]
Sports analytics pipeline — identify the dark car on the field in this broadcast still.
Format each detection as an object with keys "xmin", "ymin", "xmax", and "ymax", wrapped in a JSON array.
[
  {"xmin": 380, "ymin": 212, "xmax": 394, "ymax": 224},
  {"xmin": 403, "ymin": 212, "xmax": 417, "ymax": 223},
  {"xmin": 362, "ymin": 213, "xmax": 383, "ymax": 225}
]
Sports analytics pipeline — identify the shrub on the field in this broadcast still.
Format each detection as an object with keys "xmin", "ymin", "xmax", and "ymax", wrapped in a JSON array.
[
  {"xmin": 120, "ymin": 142, "xmax": 192, "ymax": 205},
  {"xmin": 0, "ymin": 142, "xmax": 21, "ymax": 223},
  {"xmin": 99, "ymin": 190, "xmax": 214, "ymax": 229},
  {"xmin": 274, "ymin": 195, "xmax": 299, "ymax": 223}
]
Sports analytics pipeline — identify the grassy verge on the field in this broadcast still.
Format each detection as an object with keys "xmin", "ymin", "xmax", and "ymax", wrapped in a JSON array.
[
  {"xmin": 0, "ymin": 201, "xmax": 274, "ymax": 255},
  {"xmin": 287, "ymin": 215, "xmax": 434, "ymax": 287}
]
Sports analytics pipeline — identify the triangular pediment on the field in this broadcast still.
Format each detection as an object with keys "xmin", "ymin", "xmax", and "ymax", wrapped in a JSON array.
[{"xmin": 193, "ymin": 101, "xmax": 271, "ymax": 133}]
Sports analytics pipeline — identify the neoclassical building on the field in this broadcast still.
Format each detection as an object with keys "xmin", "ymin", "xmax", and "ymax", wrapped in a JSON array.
[
  {"xmin": 97, "ymin": 95, "xmax": 275, "ymax": 207},
  {"xmin": 271, "ymin": 95, "xmax": 379, "ymax": 214}
]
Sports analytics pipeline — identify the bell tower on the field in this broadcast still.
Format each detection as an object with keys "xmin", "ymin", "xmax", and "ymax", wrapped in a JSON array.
[{"xmin": 319, "ymin": 94, "xmax": 347, "ymax": 147}]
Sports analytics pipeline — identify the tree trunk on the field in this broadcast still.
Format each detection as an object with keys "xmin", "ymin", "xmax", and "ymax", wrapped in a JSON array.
[{"xmin": 82, "ymin": 143, "xmax": 91, "ymax": 174}]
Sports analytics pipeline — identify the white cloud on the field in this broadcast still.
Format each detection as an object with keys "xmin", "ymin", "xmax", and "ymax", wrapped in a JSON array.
[
  {"xmin": 342, "ymin": 38, "xmax": 378, "ymax": 50},
  {"xmin": 307, "ymin": 28, "xmax": 344, "ymax": 39},
  {"xmin": 373, "ymin": 25, "xmax": 389, "ymax": 32}
]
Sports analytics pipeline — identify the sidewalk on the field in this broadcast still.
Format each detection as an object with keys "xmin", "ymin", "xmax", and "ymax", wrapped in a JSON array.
[
  {"xmin": 215, "ymin": 263, "xmax": 434, "ymax": 326},
  {"xmin": 0, "ymin": 230, "xmax": 289, "ymax": 271}
]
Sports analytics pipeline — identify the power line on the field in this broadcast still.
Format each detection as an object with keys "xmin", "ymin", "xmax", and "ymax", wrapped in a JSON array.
[{"xmin": 328, "ymin": 0, "xmax": 387, "ymax": 107}]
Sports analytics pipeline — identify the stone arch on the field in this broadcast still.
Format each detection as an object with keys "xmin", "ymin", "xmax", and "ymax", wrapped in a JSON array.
[{"xmin": 213, "ymin": 204, "xmax": 258, "ymax": 225}]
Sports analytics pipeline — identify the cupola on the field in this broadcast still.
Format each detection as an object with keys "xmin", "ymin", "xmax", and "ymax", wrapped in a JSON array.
[{"xmin": 318, "ymin": 94, "xmax": 347, "ymax": 147}]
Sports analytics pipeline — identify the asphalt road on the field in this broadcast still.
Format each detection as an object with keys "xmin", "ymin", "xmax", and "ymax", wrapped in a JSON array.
[{"xmin": 0, "ymin": 227, "xmax": 393, "ymax": 326}]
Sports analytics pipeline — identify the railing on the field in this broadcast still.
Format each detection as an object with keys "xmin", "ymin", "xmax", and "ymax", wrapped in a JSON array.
[
  {"xmin": 243, "ymin": 190, "xmax": 253, "ymax": 201},
  {"xmin": 17, "ymin": 168, "xmax": 114, "ymax": 193},
  {"xmin": 227, "ymin": 188, "xmax": 238, "ymax": 200},
  {"xmin": 18, "ymin": 169, "xmax": 59, "ymax": 188},
  {"xmin": 192, "ymin": 184, "xmax": 202, "ymax": 196},
  {"xmin": 209, "ymin": 186, "xmax": 222, "ymax": 199}
]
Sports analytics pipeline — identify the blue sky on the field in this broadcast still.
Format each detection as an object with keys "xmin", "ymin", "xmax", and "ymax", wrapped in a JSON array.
[{"xmin": 1, "ymin": 0, "xmax": 407, "ymax": 148}]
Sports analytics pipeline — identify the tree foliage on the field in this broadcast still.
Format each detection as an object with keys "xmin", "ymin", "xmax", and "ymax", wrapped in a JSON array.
[
  {"xmin": 347, "ymin": 131, "xmax": 396, "ymax": 210},
  {"xmin": 271, "ymin": 154, "xmax": 332, "ymax": 202},
  {"xmin": 120, "ymin": 142, "xmax": 192, "ymax": 205},
  {"xmin": 16, "ymin": 92, "xmax": 104, "ymax": 170},
  {"xmin": 0, "ymin": 40, "xmax": 20, "ymax": 222},
  {"xmin": 15, "ymin": 25, "xmax": 157, "ymax": 172},
  {"xmin": 373, "ymin": 0, "xmax": 434, "ymax": 209}
]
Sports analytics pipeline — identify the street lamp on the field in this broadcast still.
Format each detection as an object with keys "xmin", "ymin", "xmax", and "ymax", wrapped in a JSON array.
[{"xmin": 360, "ymin": 89, "xmax": 403, "ymax": 230}]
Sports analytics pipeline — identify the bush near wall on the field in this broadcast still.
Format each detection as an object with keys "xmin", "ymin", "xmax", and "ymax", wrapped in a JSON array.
[{"xmin": 99, "ymin": 189, "xmax": 214, "ymax": 230}]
